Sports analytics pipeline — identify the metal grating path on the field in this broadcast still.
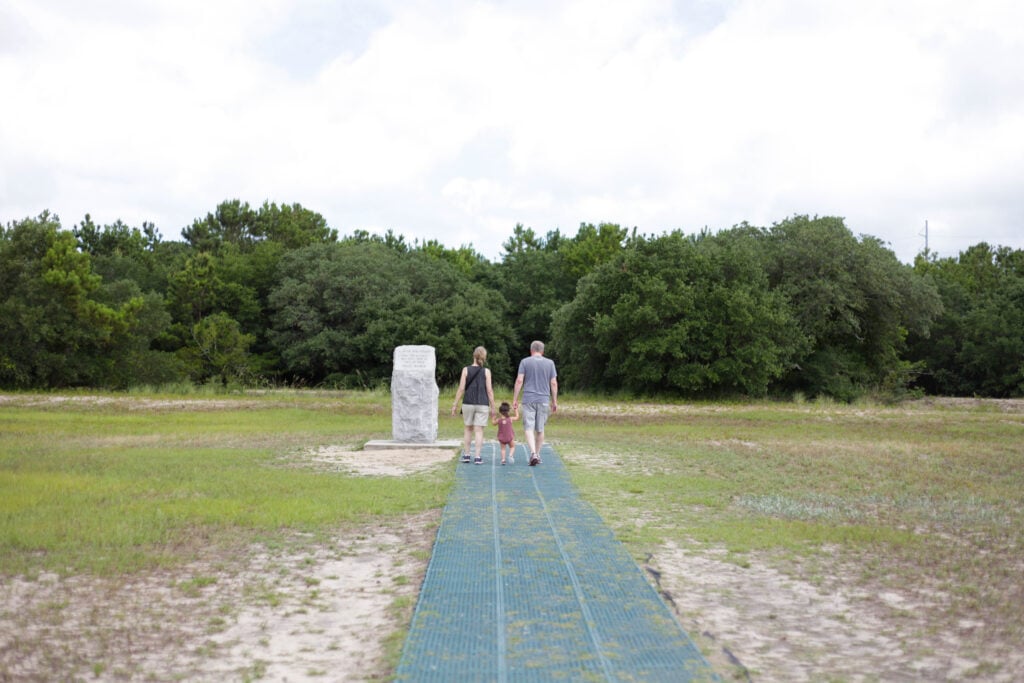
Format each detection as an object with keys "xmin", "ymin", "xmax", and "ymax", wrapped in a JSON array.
[{"xmin": 395, "ymin": 442, "xmax": 718, "ymax": 682}]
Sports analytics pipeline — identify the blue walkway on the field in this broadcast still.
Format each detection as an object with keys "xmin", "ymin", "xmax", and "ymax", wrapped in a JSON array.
[{"xmin": 396, "ymin": 442, "xmax": 718, "ymax": 682}]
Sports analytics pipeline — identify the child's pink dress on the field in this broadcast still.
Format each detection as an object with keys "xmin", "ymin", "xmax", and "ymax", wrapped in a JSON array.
[{"xmin": 497, "ymin": 417, "xmax": 515, "ymax": 444}]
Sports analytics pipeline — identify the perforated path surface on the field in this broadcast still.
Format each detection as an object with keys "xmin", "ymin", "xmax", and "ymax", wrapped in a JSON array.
[{"xmin": 395, "ymin": 442, "xmax": 718, "ymax": 682}]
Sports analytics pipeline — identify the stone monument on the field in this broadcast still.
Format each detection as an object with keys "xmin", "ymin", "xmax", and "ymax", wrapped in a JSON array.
[{"xmin": 390, "ymin": 345, "xmax": 438, "ymax": 443}]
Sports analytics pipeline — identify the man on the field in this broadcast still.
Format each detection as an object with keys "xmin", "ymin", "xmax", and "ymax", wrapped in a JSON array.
[{"xmin": 512, "ymin": 340, "xmax": 558, "ymax": 466}]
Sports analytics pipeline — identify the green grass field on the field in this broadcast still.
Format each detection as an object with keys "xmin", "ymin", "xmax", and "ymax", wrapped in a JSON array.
[
  {"xmin": 559, "ymin": 399, "xmax": 1022, "ymax": 555},
  {"xmin": 552, "ymin": 396, "xmax": 1024, "ymax": 679},
  {"xmin": 0, "ymin": 390, "xmax": 452, "ymax": 576},
  {"xmin": 1, "ymin": 390, "xmax": 1022, "ymax": 679}
]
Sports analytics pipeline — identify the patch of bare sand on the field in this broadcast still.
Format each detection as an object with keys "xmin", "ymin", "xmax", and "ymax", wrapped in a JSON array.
[
  {"xmin": 0, "ymin": 394, "xmax": 259, "ymax": 411},
  {"xmin": 0, "ymin": 441, "xmax": 448, "ymax": 683},
  {"xmin": 648, "ymin": 542, "xmax": 1024, "ymax": 682},
  {"xmin": 154, "ymin": 520, "xmax": 435, "ymax": 682},
  {"xmin": 558, "ymin": 397, "xmax": 1024, "ymax": 418},
  {"xmin": 291, "ymin": 446, "xmax": 455, "ymax": 476},
  {"xmin": 0, "ymin": 392, "xmax": 381, "ymax": 413},
  {"xmin": 0, "ymin": 512, "xmax": 439, "ymax": 682}
]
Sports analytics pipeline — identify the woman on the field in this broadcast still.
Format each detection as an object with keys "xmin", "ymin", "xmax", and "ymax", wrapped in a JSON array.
[{"xmin": 450, "ymin": 346, "xmax": 496, "ymax": 464}]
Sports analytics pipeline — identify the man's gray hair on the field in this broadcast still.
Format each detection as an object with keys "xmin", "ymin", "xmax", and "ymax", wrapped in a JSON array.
[{"xmin": 530, "ymin": 340, "xmax": 545, "ymax": 353}]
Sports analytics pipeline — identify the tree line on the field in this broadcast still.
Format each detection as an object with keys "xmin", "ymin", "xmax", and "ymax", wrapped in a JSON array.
[{"xmin": 2, "ymin": 201, "xmax": 1022, "ymax": 399}]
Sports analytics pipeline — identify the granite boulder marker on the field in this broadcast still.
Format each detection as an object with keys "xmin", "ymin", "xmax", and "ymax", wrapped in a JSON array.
[{"xmin": 391, "ymin": 345, "xmax": 438, "ymax": 443}]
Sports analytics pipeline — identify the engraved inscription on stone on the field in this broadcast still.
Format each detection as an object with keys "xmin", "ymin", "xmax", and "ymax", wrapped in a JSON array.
[{"xmin": 393, "ymin": 346, "xmax": 436, "ymax": 374}]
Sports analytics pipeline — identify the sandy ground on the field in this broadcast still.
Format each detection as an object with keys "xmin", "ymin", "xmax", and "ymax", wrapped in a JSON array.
[
  {"xmin": 0, "ymin": 449, "xmax": 452, "ymax": 683},
  {"xmin": 647, "ymin": 544, "xmax": 1024, "ymax": 682}
]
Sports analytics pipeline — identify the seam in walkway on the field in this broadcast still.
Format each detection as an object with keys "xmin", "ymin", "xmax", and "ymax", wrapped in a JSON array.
[{"xmin": 396, "ymin": 442, "xmax": 719, "ymax": 682}]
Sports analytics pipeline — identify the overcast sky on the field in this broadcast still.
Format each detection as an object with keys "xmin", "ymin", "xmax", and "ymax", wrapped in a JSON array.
[{"xmin": 3, "ymin": 0, "xmax": 1022, "ymax": 263}]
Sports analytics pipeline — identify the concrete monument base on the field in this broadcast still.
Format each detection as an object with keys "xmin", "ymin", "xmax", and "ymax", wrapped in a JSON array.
[{"xmin": 364, "ymin": 439, "xmax": 461, "ymax": 451}]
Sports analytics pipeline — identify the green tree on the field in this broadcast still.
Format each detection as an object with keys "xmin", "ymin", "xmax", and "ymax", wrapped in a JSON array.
[
  {"xmin": 160, "ymin": 248, "xmax": 262, "ymax": 380},
  {"xmin": 552, "ymin": 229, "xmax": 802, "ymax": 396},
  {"xmin": 73, "ymin": 214, "xmax": 173, "ymax": 296},
  {"xmin": 497, "ymin": 225, "xmax": 576, "ymax": 371},
  {"xmin": 342, "ymin": 228, "xmax": 410, "ymax": 252},
  {"xmin": 77, "ymin": 279, "xmax": 178, "ymax": 388},
  {"xmin": 68, "ymin": 215, "xmax": 184, "ymax": 387},
  {"xmin": 254, "ymin": 201, "xmax": 337, "ymax": 249},
  {"xmin": 559, "ymin": 222, "xmax": 630, "ymax": 280},
  {"xmin": 166, "ymin": 251, "xmax": 223, "ymax": 324},
  {"xmin": 177, "ymin": 312, "xmax": 257, "ymax": 386},
  {"xmin": 182, "ymin": 199, "xmax": 336, "ymax": 253},
  {"xmin": 269, "ymin": 241, "xmax": 509, "ymax": 387},
  {"xmin": 0, "ymin": 213, "xmax": 150, "ymax": 388},
  {"xmin": 763, "ymin": 216, "xmax": 941, "ymax": 400},
  {"xmin": 182, "ymin": 199, "xmax": 258, "ymax": 252},
  {"xmin": 910, "ymin": 244, "xmax": 1024, "ymax": 396},
  {"xmin": 415, "ymin": 238, "xmax": 498, "ymax": 284}
]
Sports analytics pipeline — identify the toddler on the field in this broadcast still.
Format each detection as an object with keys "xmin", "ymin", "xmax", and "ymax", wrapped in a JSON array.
[{"xmin": 492, "ymin": 401, "xmax": 520, "ymax": 465}]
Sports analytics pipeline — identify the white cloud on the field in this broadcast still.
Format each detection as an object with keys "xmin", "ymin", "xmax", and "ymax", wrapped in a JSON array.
[{"xmin": 2, "ymin": 0, "xmax": 1022, "ymax": 260}]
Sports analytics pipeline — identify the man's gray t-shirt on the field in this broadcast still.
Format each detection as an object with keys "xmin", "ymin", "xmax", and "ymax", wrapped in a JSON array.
[{"xmin": 518, "ymin": 355, "xmax": 557, "ymax": 404}]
